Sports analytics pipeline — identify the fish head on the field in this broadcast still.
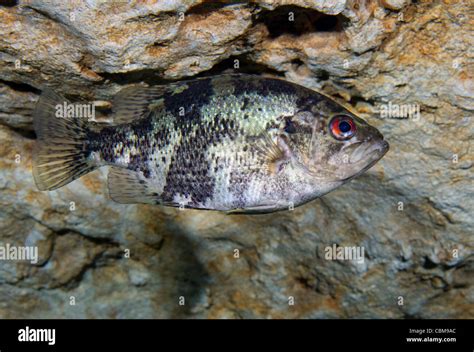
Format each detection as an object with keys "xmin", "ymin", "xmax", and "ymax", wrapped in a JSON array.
[{"xmin": 280, "ymin": 105, "xmax": 389, "ymax": 183}]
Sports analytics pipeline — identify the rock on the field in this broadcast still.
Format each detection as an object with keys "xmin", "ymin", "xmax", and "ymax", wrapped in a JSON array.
[
  {"xmin": 257, "ymin": 0, "xmax": 346, "ymax": 15},
  {"xmin": 0, "ymin": 0, "xmax": 472, "ymax": 319},
  {"xmin": 381, "ymin": 0, "xmax": 411, "ymax": 11},
  {"xmin": 0, "ymin": 83, "xmax": 38, "ymax": 131}
]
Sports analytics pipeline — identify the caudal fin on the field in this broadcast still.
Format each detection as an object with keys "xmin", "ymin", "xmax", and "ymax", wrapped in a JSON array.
[{"xmin": 33, "ymin": 89, "xmax": 97, "ymax": 191}]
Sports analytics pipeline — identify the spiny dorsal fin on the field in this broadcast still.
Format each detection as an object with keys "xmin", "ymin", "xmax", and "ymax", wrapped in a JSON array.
[
  {"xmin": 112, "ymin": 86, "xmax": 166, "ymax": 124},
  {"xmin": 107, "ymin": 167, "xmax": 160, "ymax": 204}
]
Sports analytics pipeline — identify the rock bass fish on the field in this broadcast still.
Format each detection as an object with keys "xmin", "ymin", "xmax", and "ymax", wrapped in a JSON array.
[{"xmin": 33, "ymin": 74, "xmax": 389, "ymax": 213}]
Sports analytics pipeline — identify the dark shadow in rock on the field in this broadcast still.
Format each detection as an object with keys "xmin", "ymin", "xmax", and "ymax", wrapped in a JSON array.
[
  {"xmin": 155, "ymin": 229, "xmax": 211, "ymax": 318},
  {"xmin": 195, "ymin": 54, "xmax": 283, "ymax": 78},
  {"xmin": 0, "ymin": 79, "xmax": 41, "ymax": 94},
  {"xmin": 348, "ymin": 94, "xmax": 378, "ymax": 108},
  {"xmin": 6, "ymin": 125, "xmax": 36, "ymax": 139},
  {"xmin": 316, "ymin": 69, "xmax": 330, "ymax": 81},
  {"xmin": 0, "ymin": 0, "xmax": 18, "ymax": 7},
  {"xmin": 290, "ymin": 58, "xmax": 305, "ymax": 67},
  {"xmin": 422, "ymin": 256, "xmax": 438, "ymax": 269},
  {"xmin": 255, "ymin": 5, "xmax": 348, "ymax": 38},
  {"xmin": 125, "ymin": 11, "xmax": 177, "ymax": 23},
  {"xmin": 99, "ymin": 55, "xmax": 281, "ymax": 88},
  {"xmin": 187, "ymin": 0, "xmax": 249, "ymax": 15},
  {"xmin": 100, "ymin": 69, "xmax": 174, "ymax": 87},
  {"xmin": 98, "ymin": 57, "xmax": 278, "ymax": 88}
]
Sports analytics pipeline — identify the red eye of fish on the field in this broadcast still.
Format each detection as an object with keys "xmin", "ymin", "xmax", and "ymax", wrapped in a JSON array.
[{"xmin": 329, "ymin": 115, "xmax": 356, "ymax": 140}]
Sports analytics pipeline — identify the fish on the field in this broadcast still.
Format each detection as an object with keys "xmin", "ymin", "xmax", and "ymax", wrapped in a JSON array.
[{"xmin": 32, "ymin": 73, "xmax": 389, "ymax": 213}]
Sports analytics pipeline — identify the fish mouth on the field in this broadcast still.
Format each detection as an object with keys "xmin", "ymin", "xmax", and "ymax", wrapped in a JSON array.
[
  {"xmin": 349, "ymin": 139, "xmax": 389, "ymax": 164},
  {"xmin": 359, "ymin": 140, "xmax": 389, "ymax": 171},
  {"xmin": 299, "ymin": 139, "xmax": 389, "ymax": 182},
  {"xmin": 336, "ymin": 139, "xmax": 389, "ymax": 182}
]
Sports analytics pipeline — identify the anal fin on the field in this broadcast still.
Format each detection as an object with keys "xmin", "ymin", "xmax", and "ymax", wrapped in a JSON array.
[{"xmin": 108, "ymin": 167, "xmax": 160, "ymax": 204}]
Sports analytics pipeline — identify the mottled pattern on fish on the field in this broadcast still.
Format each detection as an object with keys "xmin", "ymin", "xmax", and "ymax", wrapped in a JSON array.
[{"xmin": 33, "ymin": 73, "xmax": 388, "ymax": 213}]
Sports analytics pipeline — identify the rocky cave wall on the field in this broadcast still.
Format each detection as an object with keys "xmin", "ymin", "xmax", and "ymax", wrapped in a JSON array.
[{"xmin": 0, "ymin": 0, "xmax": 472, "ymax": 318}]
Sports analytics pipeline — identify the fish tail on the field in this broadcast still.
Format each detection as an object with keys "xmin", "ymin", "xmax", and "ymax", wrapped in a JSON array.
[{"xmin": 32, "ymin": 89, "xmax": 97, "ymax": 191}]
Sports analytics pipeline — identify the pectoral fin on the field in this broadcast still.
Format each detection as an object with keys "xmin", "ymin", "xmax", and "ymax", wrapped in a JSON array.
[{"xmin": 252, "ymin": 132, "xmax": 292, "ymax": 175}]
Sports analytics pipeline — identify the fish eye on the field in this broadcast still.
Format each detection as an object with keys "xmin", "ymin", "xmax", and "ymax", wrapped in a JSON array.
[
  {"xmin": 284, "ymin": 118, "xmax": 297, "ymax": 134},
  {"xmin": 329, "ymin": 115, "xmax": 356, "ymax": 140}
]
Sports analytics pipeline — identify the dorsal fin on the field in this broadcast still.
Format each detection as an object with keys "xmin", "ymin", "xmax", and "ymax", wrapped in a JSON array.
[{"xmin": 112, "ymin": 86, "xmax": 166, "ymax": 124}]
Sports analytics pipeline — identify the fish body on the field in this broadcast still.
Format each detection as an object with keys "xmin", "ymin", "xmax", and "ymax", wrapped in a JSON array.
[{"xmin": 33, "ymin": 74, "xmax": 388, "ymax": 213}]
